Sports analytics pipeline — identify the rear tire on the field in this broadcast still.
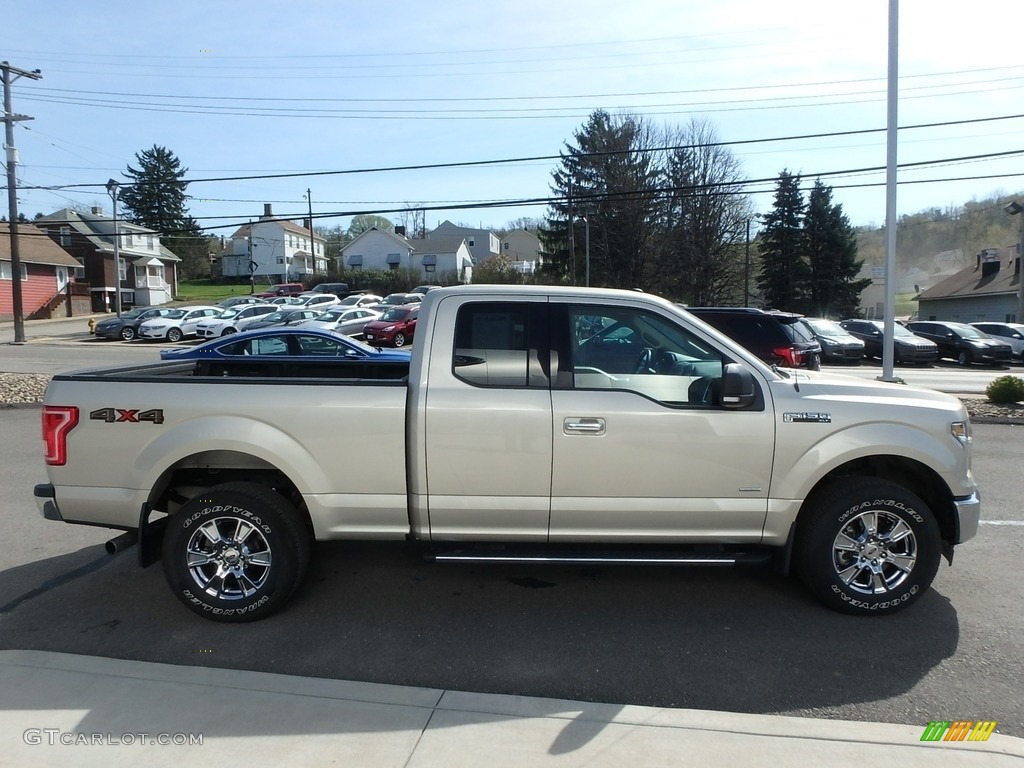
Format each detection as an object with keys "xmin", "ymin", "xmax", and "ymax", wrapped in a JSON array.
[
  {"xmin": 162, "ymin": 482, "xmax": 311, "ymax": 622},
  {"xmin": 795, "ymin": 479, "xmax": 940, "ymax": 615}
]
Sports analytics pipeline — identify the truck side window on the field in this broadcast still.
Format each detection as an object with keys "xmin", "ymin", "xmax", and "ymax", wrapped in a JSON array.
[
  {"xmin": 452, "ymin": 302, "xmax": 547, "ymax": 388},
  {"xmin": 568, "ymin": 305, "xmax": 724, "ymax": 407}
]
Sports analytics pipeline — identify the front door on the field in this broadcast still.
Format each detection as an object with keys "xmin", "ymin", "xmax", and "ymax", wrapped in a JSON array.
[{"xmin": 548, "ymin": 301, "xmax": 775, "ymax": 543}]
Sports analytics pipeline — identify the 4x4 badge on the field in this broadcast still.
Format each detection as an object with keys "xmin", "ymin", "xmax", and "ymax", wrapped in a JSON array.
[{"xmin": 784, "ymin": 412, "xmax": 831, "ymax": 423}]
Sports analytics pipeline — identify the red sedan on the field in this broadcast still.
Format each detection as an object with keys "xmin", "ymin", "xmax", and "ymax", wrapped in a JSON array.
[{"xmin": 362, "ymin": 305, "xmax": 419, "ymax": 347}]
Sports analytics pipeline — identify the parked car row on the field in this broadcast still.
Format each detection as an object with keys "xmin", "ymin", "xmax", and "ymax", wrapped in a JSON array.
[
  {"xmin": 682, "ymin": 306, "xmax": 1016, "ymax": 370},
  {"xmin": 93, "ymin": 291, "xmax": 423, "ymax": 348}
]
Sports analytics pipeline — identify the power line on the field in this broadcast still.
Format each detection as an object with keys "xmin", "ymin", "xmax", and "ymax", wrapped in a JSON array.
[{"xmin": 11, "ymin": 113, "xmax": 1023, "ymax": 193}]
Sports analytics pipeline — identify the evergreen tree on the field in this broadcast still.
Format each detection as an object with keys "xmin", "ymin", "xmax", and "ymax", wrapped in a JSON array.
[
  {"xmin": 540, "ymin": 109, "xmax": 662, "ymax": 288},
  {"xmin": 757, "ymin": 171, "xmax": 809, "ymax": 311},
  {"xmin": 805, "ymin": 180, "xmax": 871, "ymax": 318},
  {"xmin": 118, "ymin": 145, "xmax": 206, "ymax": 278}
]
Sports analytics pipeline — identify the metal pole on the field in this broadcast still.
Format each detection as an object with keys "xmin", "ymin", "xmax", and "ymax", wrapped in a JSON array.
[
  {"xmin": 106, "ymin": 180, "xmax": 122, "ymax": 318},
  {"xmin": 744, "ymin": 219, "xmax": 751, "ymax": 308},
  {"xmin": 2, "ymin": 62, "xmax": 41, "ymax": 343},
  {"xmin": 306, "ymin": 188, "xmax": 315, "ymax": 278},
  {"xmin": 1015, "ymin": 208, "xmax": 1024, "ymax": 322},
  {"xmin": 584, "ymin": 216, "xmax": 590, "ymax": 287},
  {"xmin": 880, "ymin": 0, "xmax": 899, "ymax": 382}
]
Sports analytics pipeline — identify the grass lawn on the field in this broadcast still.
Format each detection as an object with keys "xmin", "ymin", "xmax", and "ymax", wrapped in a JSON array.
[{"xmin": 175, "ymin": 279, "xmax": 274, "ymax": 303}]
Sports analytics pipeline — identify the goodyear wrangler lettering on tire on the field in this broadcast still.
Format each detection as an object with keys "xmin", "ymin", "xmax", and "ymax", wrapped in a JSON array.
[
  {"xmin": 796, "ymin": 479, "xmax": 941, "ymax": 615},
  {"xmin": 162, "ymin": 482, "xmax": 311, "ymax": 623}
]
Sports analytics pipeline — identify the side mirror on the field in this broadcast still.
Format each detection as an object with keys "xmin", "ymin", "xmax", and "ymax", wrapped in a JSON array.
[{"xmin": 719, "ymin": 363, "xmax": 757, "ymax": 410}]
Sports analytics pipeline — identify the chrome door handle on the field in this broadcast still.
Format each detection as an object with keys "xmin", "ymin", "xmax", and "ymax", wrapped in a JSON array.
[{"xmin": 564, "ymin": 417, "xmax": 606, "ymax": 435}]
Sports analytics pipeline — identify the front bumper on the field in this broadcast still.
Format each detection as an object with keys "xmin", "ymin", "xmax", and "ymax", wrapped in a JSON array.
[{"xmin": 954, "ymin": 491, "xmax": 981, "ymax": 543}]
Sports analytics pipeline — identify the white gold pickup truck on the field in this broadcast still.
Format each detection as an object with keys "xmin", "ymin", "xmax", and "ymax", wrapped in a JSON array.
[{"xmin": 35, "ymin": 286, "xmax": 980, "ymax": 621}]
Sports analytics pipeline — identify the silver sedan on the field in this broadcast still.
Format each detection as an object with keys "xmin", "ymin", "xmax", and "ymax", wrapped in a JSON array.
[{"xmin": 301, "ymin": 307, "xmax": 381, "ymax": 337}]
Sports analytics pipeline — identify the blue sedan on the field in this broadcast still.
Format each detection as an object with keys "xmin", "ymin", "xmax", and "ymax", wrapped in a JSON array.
[{"xmin": 160, "ymin": 327, "xmax": 412, "ymax": 362}]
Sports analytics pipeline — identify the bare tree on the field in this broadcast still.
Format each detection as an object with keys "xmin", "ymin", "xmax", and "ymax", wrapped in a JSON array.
[{"xmin": 653, "ymin": 118, "xmax": 752, "ymax": 306}]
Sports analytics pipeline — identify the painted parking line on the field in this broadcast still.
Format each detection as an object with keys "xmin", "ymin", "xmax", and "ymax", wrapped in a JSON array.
[{"xmin": 979, "ymin": 520, "xmax": 1024, "ymax": 525}]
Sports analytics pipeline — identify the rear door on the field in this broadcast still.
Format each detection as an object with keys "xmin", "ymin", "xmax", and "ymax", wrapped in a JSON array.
[{"xmin": 416, "ymin": 297, "xmax": 553, "ymax": 541}]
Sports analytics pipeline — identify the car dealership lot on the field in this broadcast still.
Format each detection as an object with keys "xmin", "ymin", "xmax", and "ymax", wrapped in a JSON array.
[{"xmin": 2, "ymin": 318, "xmax": 1023, "ymax": 737}]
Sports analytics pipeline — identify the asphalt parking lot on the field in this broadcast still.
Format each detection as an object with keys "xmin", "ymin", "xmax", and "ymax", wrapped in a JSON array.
[{"xmin": 1, "ymin": 400, "xmax": 1021, "ymax": 737}]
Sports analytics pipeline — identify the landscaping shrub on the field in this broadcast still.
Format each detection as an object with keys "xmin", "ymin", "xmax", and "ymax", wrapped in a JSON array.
[{"xmin": 985, "ymin": 375, "xmax": 1024, "ymax": 404}]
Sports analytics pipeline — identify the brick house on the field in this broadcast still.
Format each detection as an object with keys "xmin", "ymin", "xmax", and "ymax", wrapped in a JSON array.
[{"xmin": 35, "ymin": 208, "xmax": 180, "ymax": 312}]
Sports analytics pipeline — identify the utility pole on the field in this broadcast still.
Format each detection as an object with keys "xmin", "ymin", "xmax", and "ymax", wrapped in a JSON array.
[
  {"xmin": 2, "ymin": 61, "xmax": 42, "ymax": 344},
  {"xmin": 567, "ymin": 182, "xmax": 575, "ymax": 286},
  {"xmin": 306, "ymin": 188, "xmax": 315, "ymax": 277}
]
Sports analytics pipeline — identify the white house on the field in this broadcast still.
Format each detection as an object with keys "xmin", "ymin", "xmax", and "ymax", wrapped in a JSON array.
[
  {"xmin": 429, "ymin": 220, "xmax": 498, "ymax": 265},
  {"xmin": 500, "ymin": 228, "xmax": 544, "ymax": 275},
  {"xmin": 339, "ymin": 227, "xmax": 473, "ymax": 282},
  {"xmin": 221, "ymin": 204, "xmax": 327, "ymax": 281}
]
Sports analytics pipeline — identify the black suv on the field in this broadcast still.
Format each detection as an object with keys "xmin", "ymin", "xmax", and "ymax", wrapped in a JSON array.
[
  {"xmin": 687, "ymin": 307, "xmax": 821, "ymax": 370},
  {"xmin": 309, "ymin": 282, "xmax": 352, "ymax": 298},
  {"xmin": 905, "ymin": 320, "xmax": 1011, "ymax": 367},
  {"xmin": 839, "ymin": 319, "xmax": 938, "ymax": 364}
]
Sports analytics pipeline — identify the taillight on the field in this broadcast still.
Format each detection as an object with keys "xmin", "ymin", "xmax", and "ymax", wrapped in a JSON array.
[
  {"xmin": 42, "ymin": 406, "xmax": 79, "ymax": 466},
  {"xmin": 773, "ymin": 347, "xmax": 800, "ymax": 368}
]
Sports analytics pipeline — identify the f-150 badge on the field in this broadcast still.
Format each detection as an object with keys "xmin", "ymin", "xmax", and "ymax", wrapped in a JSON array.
[{"xmin": 783, "ymin": 412, "xmax": 831, "ymax": 423}]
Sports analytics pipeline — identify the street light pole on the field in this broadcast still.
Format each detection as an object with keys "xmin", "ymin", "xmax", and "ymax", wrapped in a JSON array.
[
  {"xmin": 106, "ymin": 179, "xmax": 122, "ymax": 318},
  {"xmin": 579, "ymin": 216, "xmax": 590, "ymax": 287},
  {"xmin": 1006, "ymin": 202, "xmax": 1024, "ymax": 322}
]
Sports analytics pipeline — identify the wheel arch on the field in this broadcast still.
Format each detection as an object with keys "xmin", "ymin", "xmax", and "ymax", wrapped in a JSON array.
[
  {"xmin": 796, "ymin": 455, "xmax": 957, "ymax": 547},
  {"xmin": 138, "ymin": 449, "xmax": 314, "ymax": 568}
]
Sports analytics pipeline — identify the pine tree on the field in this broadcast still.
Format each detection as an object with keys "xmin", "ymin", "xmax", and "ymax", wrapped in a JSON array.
[
  {"xmin": 118, "ymin": 145, "xmax": 206, "ymax": 278},
  {"xmin": 805, "ymin": 180, "xmax": 871, "ymax": 318},
  {"xmin": 540, "ymin": 110, "xmax": 662, "ymax": 288},
  {"xmin": 757, "ymin": 171, "xmax": 809, "ymax": 311}
]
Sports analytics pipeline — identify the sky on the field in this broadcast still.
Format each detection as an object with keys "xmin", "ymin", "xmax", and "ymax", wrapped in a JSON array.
[{"xmin": 5, "ymin": 0, "xmax": 1024, "ymax": 242}]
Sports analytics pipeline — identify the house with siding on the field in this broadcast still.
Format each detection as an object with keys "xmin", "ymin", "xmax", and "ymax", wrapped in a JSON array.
[
  {"xmin": 36, "ymin": 208, "xmax": 180, "ymax": 312},
  {"xmin": 500, "ymin": 228, "xmax": 544, "ymax": 275},
  {"xmin": 220, "ymin": 204, "xmax": 327, "ymax": 281},
  {"xmin": 428, "ymin": 220, "xmax": 498, "ymax": 265},
  {"xmin": 340, "ymin": 227, "xmax": 473, "ymax": 282},
  {"xmin": 0, "ymin": 223, "xmax": 84, "ymax": 320},
  {"xmin": 916, "ymin": 246, "xmax": 1022, "ymax": 322}
]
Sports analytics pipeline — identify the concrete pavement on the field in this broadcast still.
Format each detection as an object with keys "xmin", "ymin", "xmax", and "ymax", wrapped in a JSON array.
[{"xmin": 1, "ymin": 650, "xmax": 1021, "ymax": 767}]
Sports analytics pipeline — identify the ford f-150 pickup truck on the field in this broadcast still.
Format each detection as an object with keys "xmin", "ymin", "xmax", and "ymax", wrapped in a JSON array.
[{"xmin": 35, "ymin": 286, "xmax": 980, "ymax": 621}]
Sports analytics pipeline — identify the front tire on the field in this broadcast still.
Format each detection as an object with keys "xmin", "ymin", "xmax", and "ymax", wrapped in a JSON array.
[
  {"xmin": 166, "ymin": 327, "xmax": 183, "ymax": 342},
  {"xmin": 393, "ymin": 332, "xmax": 407, "ymax": 347},
  {"xmin": 120, "ymin": 327, "xmax": 135, "ymax": 341},
  {"xmin": 795, "ymin": 479, "xmax": 940, "ymax": 615},
  {"xmin": 162, "ymin": 482, "xmax": 311, "ymax": 622},
  {"xmin": 957, "ymin": 351, "xmax": 972, "ymax": 367}
]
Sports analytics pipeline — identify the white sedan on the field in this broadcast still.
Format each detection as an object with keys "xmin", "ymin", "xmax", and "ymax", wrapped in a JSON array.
[
  {"xmin": 196, "ymin": 304, "xmax": 279, "ymax": 338},
  {"xmin": 294, "ymin": 293, "xmax": 342, "ymax": 310},
  {"xmin": 138, "ymin": 306, "xmax": 221, "ymax": 342},
  {"xmin": 302, "ymin": 307, "xmax": 381, "ymax": 337}
]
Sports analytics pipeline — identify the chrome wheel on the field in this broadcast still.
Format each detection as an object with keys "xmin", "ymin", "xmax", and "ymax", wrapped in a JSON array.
[
  {"xmin": 185, "ymin": 516, "xmax": 273, "ymax": 600},
  {"xmin": 831, "ymin": 508, "xmax": 917, "ymax": 595}
]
